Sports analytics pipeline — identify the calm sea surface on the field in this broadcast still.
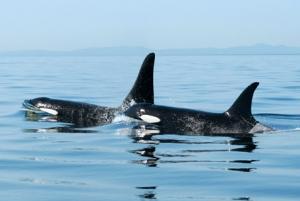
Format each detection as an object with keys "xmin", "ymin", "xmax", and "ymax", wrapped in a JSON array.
[{"xmin": 0, "ymin": 55, "xmax": 299, "ymax": 201}]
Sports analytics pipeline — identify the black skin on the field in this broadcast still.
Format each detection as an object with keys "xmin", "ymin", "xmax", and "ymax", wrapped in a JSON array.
[
  {"xmin": 125, "ymin": 103, "xmax": 257, "ymax": 134},
  {"xmin": 23, "ymin": 53, "xmax": 155, "ymax": 127},
  {"xmin": 125, "ymin": 82, "xmax": 272, "ymax": 134},
  {"xmin": 24, "ymin": 98, "xmax": 117, "ymax": 127}
]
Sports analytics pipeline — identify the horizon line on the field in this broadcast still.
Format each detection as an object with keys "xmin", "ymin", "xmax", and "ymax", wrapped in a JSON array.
[{"xmin": 2, "ymin": 43, "xmax": 300, "ymax": 52}]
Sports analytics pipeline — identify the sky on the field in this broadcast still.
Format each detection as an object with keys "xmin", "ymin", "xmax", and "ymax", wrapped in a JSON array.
[{"xmin": 0, "ymin": 0, "xmax": 299, "ymax": 51}]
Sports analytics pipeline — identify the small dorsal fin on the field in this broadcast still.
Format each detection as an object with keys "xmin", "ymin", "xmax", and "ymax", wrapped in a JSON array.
[
  {"xmin": 226, "ymin": 82, "xmax": 259, "ymax": 119},
  {"xmin": 121, "ymin": 53, "xmax": 155, "ymax": 110}
]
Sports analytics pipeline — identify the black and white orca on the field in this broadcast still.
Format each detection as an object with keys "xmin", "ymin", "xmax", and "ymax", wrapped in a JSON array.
[
  {"xmin": 23, "ymin": 53, "xmax": 155, "ymax": 127},
  {"xmin": 125, "ymin": 82, "xmax": 272, "ymax": 134}
]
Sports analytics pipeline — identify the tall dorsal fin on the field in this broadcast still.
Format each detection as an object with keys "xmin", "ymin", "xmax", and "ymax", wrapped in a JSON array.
[
  {"xmin": 226, "ymin": 82, "xmax": 259, "ymax": 119},
  {"xmin": 121, "ymin": 53, "xmax": 155, "ymax": 110}
]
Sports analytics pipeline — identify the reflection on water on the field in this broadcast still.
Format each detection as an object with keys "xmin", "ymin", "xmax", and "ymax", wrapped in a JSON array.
[
  {"xmin": 2, "ymin": 55, "xmax": 300, "ymax": 201},
  {"xmin": 20, "ymin": 96, "xmax": 300, "ymax": 200},
  {"xmin": 128, "ymin": 124, "xmax": 258, "ymax": 172},
  {"xmin": 24, "ymin": 111, "xmax": 259, "ymax": 173},
  {"xmin": 136, "ymin": 186, "xmax": 157, "ymax": 200},
  {"xmin": 23, "ymin": 126, "xmax": 98, "ymax": 134}
]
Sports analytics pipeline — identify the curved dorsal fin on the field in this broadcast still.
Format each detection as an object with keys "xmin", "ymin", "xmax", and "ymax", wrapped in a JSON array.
[
  {"xmin": 121, "ymin": 53, "xmax": 155, "ymax": 110},
  {"xmin": 226, "ymin": 82, "xmax": 259, "ymax": 119}
]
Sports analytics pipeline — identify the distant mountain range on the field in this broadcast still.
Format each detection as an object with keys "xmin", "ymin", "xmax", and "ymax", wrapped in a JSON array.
[{"xmin": 1, "ymin": 44, "xmax": 300, "ymax": 56}]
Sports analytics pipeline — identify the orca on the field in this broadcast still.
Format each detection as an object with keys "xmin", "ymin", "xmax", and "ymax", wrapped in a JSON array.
[
  {"xmin": 23, "ymin": 53, "xmax": 155, "ymax": 127},
  {"xmin": 125, "ymin": 82, "xmax": 272, "ymax": 134}
]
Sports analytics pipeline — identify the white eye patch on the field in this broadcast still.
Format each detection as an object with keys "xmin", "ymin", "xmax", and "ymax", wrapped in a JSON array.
[
  {"xmin": 40, "ymin": 108, "xmax": 58, "ymax": 115},
  {"xmin": 140, "ymin": 115, "xmax": 160, "ymax": 123}
]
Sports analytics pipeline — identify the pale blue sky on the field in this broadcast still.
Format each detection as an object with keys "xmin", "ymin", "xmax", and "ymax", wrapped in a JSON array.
[{"xmin": 0, "ymin": 0, "xmax": 299, "ymax": 51}]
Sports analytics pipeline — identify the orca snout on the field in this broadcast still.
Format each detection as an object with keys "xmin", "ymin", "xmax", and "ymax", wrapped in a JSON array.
[
  {"xmin": 23, "ymin": 98, "xmax": 47, "ymax": 112},
  {"xmin": 23, "ymin": 97, "xmax": 46, "ymax": 109},
  {"xmin": 124, "ymin": 104, "xmax": 142, "ymax": 120},
  {"xmin": 23, "ymin": 97, "xmax": 43, "ymax": 108},
  {"xmin": 23, "ymin": 97, "xmax": 59, "ymax": 115},
  {"xmin": 23, "ymin": 99, "xmax": 36, "ymax": 110},
  {"xmin": 125, "ymin": 103, "xmax": 161, "ymax": 124}
]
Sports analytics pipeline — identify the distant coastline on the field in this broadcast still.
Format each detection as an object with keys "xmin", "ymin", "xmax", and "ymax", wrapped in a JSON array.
[{"xmin": 1, "ymin": 44, "xmax": 300, "ymax": 56}]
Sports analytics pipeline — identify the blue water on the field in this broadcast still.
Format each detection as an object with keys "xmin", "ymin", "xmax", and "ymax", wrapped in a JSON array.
[{"xmin": 0, "ymin": 55, "xmax": 300, "ymax": 201}]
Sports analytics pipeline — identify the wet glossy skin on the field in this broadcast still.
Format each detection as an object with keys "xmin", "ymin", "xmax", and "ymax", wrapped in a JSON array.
[
  {"xmin": 24, "ymin": 97, "xmax": 118, "ymax": 127},
  {"xmin": 23, "ymin": 53, "xmax": 155, "ymax": 127},
  {"xmin": 125, "ymin": 82, "xmax": 273, "ymax": 134},
  {"xmin": 125, "ymin": 103, "xmax": 260, "ymax": 134}
]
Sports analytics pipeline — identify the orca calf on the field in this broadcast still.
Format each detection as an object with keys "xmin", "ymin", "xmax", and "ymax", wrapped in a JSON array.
[
  {"xmin": 125, "ymin": 82, "xmax": 272, "ymax": 134},
  {"xmin": 23, "ymin": 53, "xmax": 155, "ymax": 127}
]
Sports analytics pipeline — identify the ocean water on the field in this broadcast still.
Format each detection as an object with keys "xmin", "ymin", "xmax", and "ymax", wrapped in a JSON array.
[{"xmin": 0, "ymin": 55, "xmax": 300, "ymax": 201}]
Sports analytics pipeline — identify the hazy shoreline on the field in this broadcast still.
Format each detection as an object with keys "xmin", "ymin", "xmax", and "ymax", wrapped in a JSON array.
[{"xmin": 1, "ymin": 44, "xmax": 300, "ymax": 57}]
